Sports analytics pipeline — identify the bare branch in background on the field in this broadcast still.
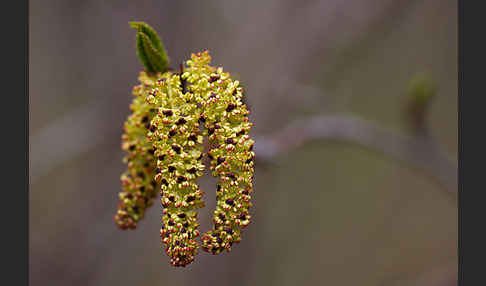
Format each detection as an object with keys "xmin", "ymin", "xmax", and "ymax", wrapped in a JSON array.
[
  {"xmin": 31, "ymin": 100, "xmax": 456, "ymax": 194},
  {"xmin": 255, "ymin": 114, "xmax": 456, "ymax": 194}
]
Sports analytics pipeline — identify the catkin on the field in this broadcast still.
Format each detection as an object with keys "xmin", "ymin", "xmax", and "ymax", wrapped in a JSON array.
[
  {"xmin": 115, "ymin": 72, "xmax": 161, "ymax": 230},
  {"xmin": 187, "ymin": 52, "xmax": 255, "ymax": 254},
  {"xmin": 147, "ymin": 72, "xmax": 206, "ymax": 267},
  {"xmin": 115, "ymin": 50, "xmax": 255, "ymax": 266}
]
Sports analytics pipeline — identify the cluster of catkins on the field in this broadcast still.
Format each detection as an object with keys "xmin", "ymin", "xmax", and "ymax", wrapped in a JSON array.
[{"xmin": 114, "ymin": 51, "xmax": 255, "ymax": 267}]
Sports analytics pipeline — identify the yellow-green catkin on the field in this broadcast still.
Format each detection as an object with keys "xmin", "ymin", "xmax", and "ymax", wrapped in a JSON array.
[
  {"xmin": 183, "ymin": 52, "xmax": 255, "ymax": 255},
  {"xmin": 116, "ymin": 50, "xmax": 255, "ymax": 266},
  {"xmin": 147, "ymin": 71, "xmax": 206, "ymax": 267},
  {"xmin": 115, "ymin": 72, "xmax": 161, "ymax": 229}
]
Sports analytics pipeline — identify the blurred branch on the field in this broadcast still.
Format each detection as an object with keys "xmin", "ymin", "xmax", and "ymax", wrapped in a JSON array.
[
  {"xmin": 254, "ymin": 114, "xmax": 456, "ymax": 194},
  {"xmin": 31, "ymin": 105, "xmax": 456, "ymax": 194}
]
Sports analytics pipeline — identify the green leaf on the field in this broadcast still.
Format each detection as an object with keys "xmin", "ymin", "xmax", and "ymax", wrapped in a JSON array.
[
  {"xmin": 130, "ymin": 22, "xmax": 169, "ymax": 74},
  {"xmin": 135, "ymin": 33, "xmax": 152, "ymax": 72}
]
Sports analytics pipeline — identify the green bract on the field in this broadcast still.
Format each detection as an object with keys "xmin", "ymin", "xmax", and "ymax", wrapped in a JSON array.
[
  {"xmin": 129, "ymin": 22, "xmax": 169, "ymax": 74},
  {"xmin": 115, "ymin": 50, "xmax": 255, "ymax": 267}
]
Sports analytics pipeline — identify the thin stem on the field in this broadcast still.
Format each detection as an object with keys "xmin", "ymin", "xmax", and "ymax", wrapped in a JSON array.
[{"xmin": 254, "ymin": 114, "xmax": 456, "ymax": 194}]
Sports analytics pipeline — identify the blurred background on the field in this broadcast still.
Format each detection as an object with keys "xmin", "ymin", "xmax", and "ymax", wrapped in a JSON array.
[{"xmin": 29, "ymin": 1, "xmax": 457, "ymax": 285}]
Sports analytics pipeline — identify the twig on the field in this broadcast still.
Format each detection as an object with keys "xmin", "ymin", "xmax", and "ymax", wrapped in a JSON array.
[
  {"xmin": 31, "ymin": 102, "xmax": 456, "ymax": 194},
  {"xmin": 254, "ymin": 114, "xmax": 456, "ymax": 194}
]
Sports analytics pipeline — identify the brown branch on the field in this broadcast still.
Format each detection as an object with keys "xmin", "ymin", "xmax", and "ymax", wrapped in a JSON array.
[
  {"xmin": 31, "ymin": 99, "xmax": 456, "ymax": 195},
  {"xmin": 254, "ymin": 114, "xmax": 457, "ymax": 194}
]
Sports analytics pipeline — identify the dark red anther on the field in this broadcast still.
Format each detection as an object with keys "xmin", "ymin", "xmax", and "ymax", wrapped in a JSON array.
[
  {"xmin": 225, "ymin": 138, "xmax": 235, "ymax": 145},
  {"xmin": 208, "ymin": 75, "xmax": 220, "ymax": 83},
  {"xmin": 226, "ymin": 103, "xmax": 236, "ymax": 112},
  {"xmin": 225, "ymin": 198, "xmax": 234, "ymax": 206},
  {"xmin": 128, "ymin": 145, "xmax": 136, "ymax": 151},
  {"xmin": 187, "ymin": 167, "xmax": 197, "ymax": 174},
  {"xmin": 141, "ymin": 116, "xmax": 149, "ymax": 123},
  {"xmin": 162, "ymin": 110, "xmax": 173, "ymax": 116},
  {"xmin": 149, "ymin": 125, "xmax": 156, "ymax": 132},
  {"xmin": 188, "ymin": 134, "xmax": 197, "ymax": 142},
  {"xmin": 176, "ymin": 176, "xmax": 187, "ymax": 183},
  {"xmin": 175, "ymin": 117, "xmax": 187, "ymax": 125},
  {"xmin": 168, "ymin": 130, "xmax": 177, "ymax": 137},
  {"xmin": 168, "ymin": 166, "xmax": 176, "ymax": 173},
  {"xmin": 177, "ymin": 213, "xmax": 186, "ymax": 219},
  {"xmin": 223, "ymin": 227, "xmax": 233, "ymax": 234},
  {"xmin": 172, "ymin": 144, "xmax": 182, "ymax": 154},
  {"xmin": 217, "ymin": 157, "xmax": 225, "ymax": 165}
]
